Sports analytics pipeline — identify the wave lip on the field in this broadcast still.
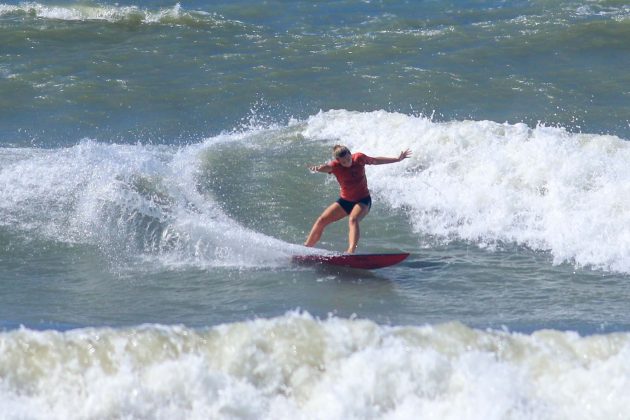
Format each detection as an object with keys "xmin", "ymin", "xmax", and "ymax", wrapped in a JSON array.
[{"xmin": 1, "ymin": 312, "xmax": 629, "ymax": 419}]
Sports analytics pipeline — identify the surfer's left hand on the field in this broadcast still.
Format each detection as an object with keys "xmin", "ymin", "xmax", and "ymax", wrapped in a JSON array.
[{"xmin": 398, "ymin": 149, "xmax": 412, "ymax": 162}]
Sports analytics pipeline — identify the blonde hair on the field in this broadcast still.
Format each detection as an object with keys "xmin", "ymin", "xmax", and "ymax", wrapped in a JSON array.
[{"xmin": 333, "ymin": 145, "xmax": 350, "ymax": 158}]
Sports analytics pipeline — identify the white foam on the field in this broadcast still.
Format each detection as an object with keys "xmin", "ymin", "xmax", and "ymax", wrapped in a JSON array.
[
  {"xmin": 1, "ymin": 313, "xmax": 629, "ymax": 419},
  {"xmin": 303, "ymin": 109, "xmax": 630, "ymax": 273},
  {"xmin": 0, "ymin": 2, "xmax": 228, "ymax": 26}
]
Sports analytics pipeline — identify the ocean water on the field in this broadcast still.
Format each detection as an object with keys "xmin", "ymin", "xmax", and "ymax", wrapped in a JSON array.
[{"xmin": 1, "ymin": 1, "xmax": 630, "ymax": 418}]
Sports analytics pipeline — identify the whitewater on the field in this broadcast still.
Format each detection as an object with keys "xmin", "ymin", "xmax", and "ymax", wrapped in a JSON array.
[{"xmin": 1, "ymin": 313, "xmax": 628, "ymax": 419}]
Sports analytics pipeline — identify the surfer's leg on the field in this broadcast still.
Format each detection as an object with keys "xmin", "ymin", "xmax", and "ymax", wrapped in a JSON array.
[
  {"xmin": 346, "ymin": 202, "xmax": 370, "ymax": 254},
  {"xmin": 304, "ymin": 202, "xmax": 347, "ymax": 247}
]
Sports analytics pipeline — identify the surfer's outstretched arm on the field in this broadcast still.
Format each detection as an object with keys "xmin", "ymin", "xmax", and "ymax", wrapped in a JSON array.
[
  {"xmin": 307, "ymin": 163, "xmax": 333, "ymax": 173},
  {"xmin": 372, "ymin": 149, "xmax": 412, "ymax": 165}
]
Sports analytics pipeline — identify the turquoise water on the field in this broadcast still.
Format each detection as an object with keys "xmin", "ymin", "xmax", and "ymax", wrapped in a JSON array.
[{"xmin": 1, "ymin": 1, "xmax": 630, "ymax": 418}]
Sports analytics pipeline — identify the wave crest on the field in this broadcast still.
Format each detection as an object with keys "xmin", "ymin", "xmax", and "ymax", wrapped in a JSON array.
[
  {"xmin": 304, "ymin": 109, "xmax": 630, "ymax": 273},
  {"xmin": 0, "ymin": 2, "xmax": 240, "ymax": 27}
]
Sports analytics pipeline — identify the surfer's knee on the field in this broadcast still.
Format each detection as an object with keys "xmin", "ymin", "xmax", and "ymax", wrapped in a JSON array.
[{"xmin": 316, "ymin": 215, "xmax": 332, "ymax": 228}]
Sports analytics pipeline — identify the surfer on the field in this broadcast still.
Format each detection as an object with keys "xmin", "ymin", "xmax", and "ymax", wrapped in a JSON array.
[{"xmin": 305, "ymin": 145, "xmax": 412, "ymax": 254}]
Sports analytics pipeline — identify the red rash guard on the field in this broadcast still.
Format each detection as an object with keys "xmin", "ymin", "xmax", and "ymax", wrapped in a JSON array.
[{"xmin": 329, "ymin": 153, "xmax": 376, "ymax": 201}]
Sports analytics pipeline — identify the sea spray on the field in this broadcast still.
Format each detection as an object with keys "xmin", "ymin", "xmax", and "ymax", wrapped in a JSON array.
[{"xmin": 0, "ymin": 139, "xmax": 302, "ymax": 270}]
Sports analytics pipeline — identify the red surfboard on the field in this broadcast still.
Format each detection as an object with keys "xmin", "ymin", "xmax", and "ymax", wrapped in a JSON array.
[{"xmin": 292, "ymin": 252, "xmax": 409, "ymax": 269}]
